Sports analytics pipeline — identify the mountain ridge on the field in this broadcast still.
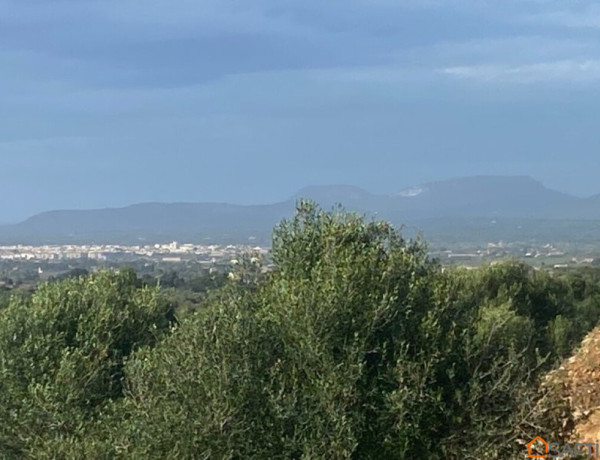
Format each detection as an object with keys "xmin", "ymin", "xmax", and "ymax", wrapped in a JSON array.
[{"xmin": 3, "ymin": 175, "xmax": 600, "ymax": 245}]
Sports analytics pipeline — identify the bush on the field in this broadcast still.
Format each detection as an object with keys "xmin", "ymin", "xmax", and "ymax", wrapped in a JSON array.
[{"xmin": 0, "ymin": 269, "xmax": 172, "ymax": 456}]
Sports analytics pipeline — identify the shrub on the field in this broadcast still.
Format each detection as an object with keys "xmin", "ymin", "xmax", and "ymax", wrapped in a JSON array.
[{"xmin": 0, "ymin": 269, "xmax": 172, "ymax": 456}]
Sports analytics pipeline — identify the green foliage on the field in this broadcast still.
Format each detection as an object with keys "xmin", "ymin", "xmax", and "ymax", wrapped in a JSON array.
[
  {"xmin": 547, "ymin": 315, "xmax": 576, "ymax": 359},
  {"xmin": 101, "ymin": 202, "xmax": 438, "ymax": 458},
  {"xmin": 0, "ymin": 291, "xmax": 10, "ymax": 311},
  {"xmin": 0, "ymin": 202, "xmax": 599, "ymax": 458},
  {"xmin": 49, "ymin": 267, "xmax": 90, "ymax": 282},
  {"xmin": 0, "ymin": 269, "xmax": 172, "ymax": 457},
  {"xmin": 186, "ymin": 270, "xmax": 228, "ymax": 293}
]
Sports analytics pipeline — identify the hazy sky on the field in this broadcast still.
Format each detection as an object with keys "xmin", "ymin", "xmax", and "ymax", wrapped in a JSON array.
[{"xmin": 2, "ymin": 0, "xmax": 600, "ymax": 221}]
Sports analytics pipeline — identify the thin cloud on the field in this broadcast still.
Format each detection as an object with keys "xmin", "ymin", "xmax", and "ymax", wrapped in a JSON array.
[
  {"xmin": 527, "ymin": 6, "xmax": 600, "ymax": 28},
  {"xmin": 441, "ymin": 59, "xmax": 600, "ymax": 83},
  {"xmin": 418, "ymin": 36, "xmax": 597, "ymax": 64}
]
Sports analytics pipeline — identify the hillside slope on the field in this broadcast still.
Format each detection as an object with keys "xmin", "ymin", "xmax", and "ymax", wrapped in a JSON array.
[
  {"xmin": 540, "ymin": 327, "xmax": 600, "ymax": 453},
  {"xmin": 2, "ymin": 175, "xmax": 600, "ymax": 244}
]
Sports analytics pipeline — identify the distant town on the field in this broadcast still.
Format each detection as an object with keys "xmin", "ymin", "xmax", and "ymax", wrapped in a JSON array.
[
  {"xmin": 0, "ymin": 240, "xmax": 597, "ymax": 273},
  {"xmin": 429, "ymin": 240, "xmax": 597, "ymax": 270},
  {"xmin": 0, "ymin": 242, "xmax": 271, "ymax": 289},
  {"xmin": 0, "ymin": 242, "xmax": 269, "ymax": 264}
]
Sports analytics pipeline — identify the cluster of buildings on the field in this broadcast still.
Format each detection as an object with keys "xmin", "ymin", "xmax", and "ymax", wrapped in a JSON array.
[
  {"xmin": 0, "ymin": 242, "xmax": 269, "ymax": 265},
  {"xmin": 429, "ymin": 241, "xmax": 596, "ymax": 268},
  {"xmin": 1, "ymin": 240, "xmax": 596, "ymax": 272}
]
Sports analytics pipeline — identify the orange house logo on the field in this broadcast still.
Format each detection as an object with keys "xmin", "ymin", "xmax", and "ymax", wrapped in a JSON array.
[
  {"xmin": 527, "ymin": 436, "xmax": 549, "ymax": 458},
  {"xmin": 526, "ymin": 436, "xmax": 600, "ymax": 458}
]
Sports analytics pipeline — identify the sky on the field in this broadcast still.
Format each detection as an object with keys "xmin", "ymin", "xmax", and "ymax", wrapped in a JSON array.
[{"xmin": 2, "ymin": 0, "xmax": 600, "ymax": 222}]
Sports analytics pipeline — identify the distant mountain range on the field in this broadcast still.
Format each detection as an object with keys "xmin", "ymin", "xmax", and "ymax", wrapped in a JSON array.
[{"xmin": 3, "ymin": 175, "xmax": 600, "ymax": 245}]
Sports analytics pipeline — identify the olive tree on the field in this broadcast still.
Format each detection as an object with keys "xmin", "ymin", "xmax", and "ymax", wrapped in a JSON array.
[{"xmin": 0, "ymin": 269, "xmax": 172, "ymax": 457}]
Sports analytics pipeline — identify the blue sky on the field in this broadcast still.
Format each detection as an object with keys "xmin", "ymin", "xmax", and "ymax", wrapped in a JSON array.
[{"xmin": 2, "ymin": 0, "xmax": 600, "ymax": 222}]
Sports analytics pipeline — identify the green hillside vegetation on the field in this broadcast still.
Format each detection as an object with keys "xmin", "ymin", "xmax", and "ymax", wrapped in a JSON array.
[{"xmin": 0, "ymin": 201, "xmax": 598, "ymax": 458}]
